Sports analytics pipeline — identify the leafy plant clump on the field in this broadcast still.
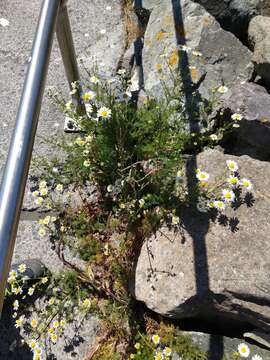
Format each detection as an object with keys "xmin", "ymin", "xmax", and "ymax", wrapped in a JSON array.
[{"xmin": 5, "ymin": 60, "xmax": 251, "ymax": 359}]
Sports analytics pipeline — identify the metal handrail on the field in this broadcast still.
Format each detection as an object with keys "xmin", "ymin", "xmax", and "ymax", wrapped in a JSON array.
[{"xmin": 0, "ymin": 0, "xmax": 82, "ymax": 313}]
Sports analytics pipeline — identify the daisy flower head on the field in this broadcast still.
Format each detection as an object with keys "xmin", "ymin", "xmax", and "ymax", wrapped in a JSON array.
[
  {"xmin": 82, "ymin": 90, "xmax": 96, "ymax": 102},
  {"xmin": 163, "ymin": 347, "xmax": 172, "ymax": 356},
  {"xmin": 227, "ymin": 175, "xmax": 239, "ymax": 188},
  {"xmin": 90, "ymin": 75, "xmax": 99, "ymax": 84},
  {"xmin": 52, "ymin": 321, "xmax": 59, "ymax": 329},
  {"xmin": 15, "ymin": 316, "xmax": 24, "ymax": 328},
  {"xmin": 210, "ymin": 134, "xmax": 218, "ymax": 141},
  {"xmin": 154, "ymin": 351, "xmax": 164, "ymax": 360},
  {"xmin": 214, "ymin": 200, "xmax": 225, "ymax": 211},
  {"xmin": 85, "ymin": 103, "xmax": 93, "ymax": 115},
  {"xmin": 231, "ymin": 113, "xmax": 243, "ymax": 121},
  {"xmin": 28, "ymin": 287, "xmax": 35, "ymax": 296},
  {"xmin": 82, "ymin": 298, "xmax": 91, "ymax": 308},
  {"xmin": 238, "ymin": 343, "xmax": 250, "ymax": 358},
  {"xmin": 34, "ymin": 347, "xmax": 43, "ymax": 356},
  {"xmin": 31, "ymin": 319, "xmax": 38, "ymax": 328},
  {"xmin": 48, "ymin": 297, "xmax": 55, "ymax": 305},
  {"xmin": 83, "ymin": 160, "xmax": 90, "ymax": 167},
  {"xmin": 217, "ymin": 85, "xmax": 228, "ymax": 94},
  {"xmin": 241, "ymin": 178, "xmax": 253, "ymax": 191},
  {"xmin": 0, "ymin": 18, "xmax": 10, "ymax": 27},
  {"xmin": 29, "ymin": 339, "xmax": 38, "ymax": 350},
  {"xmin": 32, "ymin": 190, "xmax": 39, "ymax": 197},
  {"xmin": 222, "ymin": 189, "xmax": 235, "ymax": 203},
  {"xmin": 39, "ymin": 181, "xmax": 47, "ymax": 189},
  {"xmin": 38, "ymin": 227, "xmax": 46, "ymax": 237},
  {"xmin": 13, "ymin": 300, "xmax": 19, "ymax": 310},
  {"xmin": 41, "ymin": 276, "xmax": 48, "ymax": 284},
  {"xmin": 252, "ymin": 355, "xmax": 263, "ymax": 360},
  {"xmin": 18, "ymin": 263, "xmax": 27, "ymax": 273},
  {"xmin": 56, "ymin": 184, "xmax": 63, "ymax": 192},
  {"xmin": 226, "ymin": 160, "xmax": 238, "ymax": 172},
  {"xmin": 36, "ymin": 197, "xmax": 44, "ymax": 206},
  {"xmin": 43, "ymin": 216, "xmax": 50, "ymax": 225},
  {"xmin": 97, "ymin": 106, "xmax": 112, "ymax": 119},
  {"xmin": 50, "ymin": 334, "xmax": 58, "ymax": 343},
  {"xmin": 40, "ymin": 187, "xmax": 48, "ymax": 196},
  {"xmin": 196, "ymin": 170, "xmax": 210, "ymax": 182},
  {"xmin": 152, "ymin": 334, "xmax": 160, "ymax": 346}
]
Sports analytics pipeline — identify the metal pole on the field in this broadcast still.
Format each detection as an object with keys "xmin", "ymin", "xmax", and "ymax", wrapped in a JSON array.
[
  {"xmin": 0, "ymin": 0, "xmax": 61, "ymax": 313},
  {"xmin": 56, "ymin": 3, "xmax": 85, "ymax": 116}
]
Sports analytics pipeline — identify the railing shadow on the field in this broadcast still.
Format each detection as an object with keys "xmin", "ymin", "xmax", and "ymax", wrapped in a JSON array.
[
  {"xmin": 171, "ymin": 0, "xmax": 224, "ymax": 359},
  {"xmin": 0, "ymin": 303, "xmax": 32, "ymax": 359}
]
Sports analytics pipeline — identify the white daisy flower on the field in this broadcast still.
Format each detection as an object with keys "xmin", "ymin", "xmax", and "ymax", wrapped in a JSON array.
[
  {"xmin": 210, "ymin": 134, "xmax": 218, "ymax": 141},
  {"xmin": 65, "ymin": 101, "xmax": 72, "ymax": 110},
  {"xmin": 13, "ymin": 300, "xmax": 19, "ymax": 310},
  {"xmin": 18, "ymin": 263, "xmax": 27, "ymax": 273},
  {"xmin": 97, "ymin": 106, "xmax": 112, "ymax": 119},
  {"xmin": 217, "ymin": 85, "xmax": 228, "ymax": 94},
  {"xmin": 214, "ymin": 200, "xmax": 225, "ymax": 211},
  {"xmin": 226, "ymin": 160, "xmax": 238, "ymax": 172},
  {"xmin": 231, "ymin": 113, "xmax": 243, "ymax": 121},
  {"xmin": 222, "ymin": 189, "xmax": 235, "ymax": 203},
  {"xmin": 227, "ymin": 175, "xmax": 239, "ymax": 188},
  {"xmin": 252, "ymin": 355, "xmax": 263, "ymax": 360},
  {"xmin": 85, "ymin": 104, "xmax": 93, "ymax": 115},
  {"xmin": 152, "ymin": 334, "xmax": 160, "ymax": 345},
  {"xmin": 238, "ymin": 343, "xmax": 250, "ymax": 358},
  {"xmin": 82, "ymin": 91, "xmax": 96, "ymax": 102},
  {"xmin": 83, "ymin": 160, "xmax": 90, "ymax": 167},
  {"xmin": 196, "ymin": 170, "xmax": 210, "ymax": 182},
  {"xmin": 15, "ymin": 316, "xmax": 24, "ymax": 328},
  {"xmin": 28, "ymin": 287, "xmax": 35, "ymax": 296},
  {"xmin": 39, "ymin": 180, "xmax": 47, "ymax": 189},
  {"xmin": 56, "ymin": 184, "xmax": 63, "ymax": 192},
  {"xmin": 90, "ymin": 75, "xmax": 99, "ymax": 84},
  {"xmin": 241, "ymin": 178, "xmax": 253, "ymax": 191},
  {"xmin": 29, "ymin": 339, "xmax": 38, "ymax": 350},
  {"xmin": 36, "ymin": 197, "xmax": 44, "ymax": 205},
  {"xmin": 0, "ymin": 18, "xmax": 10, "ymax": 27},
  {"xmin": 38, "ymin": 227, "xmax": 46, "ymax": 237}
]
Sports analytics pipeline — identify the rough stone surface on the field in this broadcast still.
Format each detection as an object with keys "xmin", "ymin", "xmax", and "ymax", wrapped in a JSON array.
[
  {"xmin": 0, "ymin": 0, "xmax": 125, "ymax": 179},
  {"xmin": 134, "ymin": 149, "xmax": 270, "ymax": 331},
  {"xmin": 192, "ymin": 0, "xmax": 262, "ymax": 39},
  {"xmin": 220, "ymin": 82, "xmax": 270, "ymax": 157},
  {"xmin": 249, "ymin": 15, "xmax": 270, "ymax": 83},
  {"xmin": 182, "ymin": 331, "xmax": 270, "ymax": 359},
  {"xmin": 0, "ymin": 0, "xmax": 124, "ymax": 358},
  {"xmin": 142, "ymin": 0, "xmax": 253, "ymax": 100}
]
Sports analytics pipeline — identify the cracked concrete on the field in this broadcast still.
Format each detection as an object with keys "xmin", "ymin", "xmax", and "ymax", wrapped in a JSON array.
[{"xmin": 0, "ymin": 0, "xmax": 125, "ymax": 358}]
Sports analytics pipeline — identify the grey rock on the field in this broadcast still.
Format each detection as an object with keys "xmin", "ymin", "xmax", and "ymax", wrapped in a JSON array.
[
  {"xmin": 220, "ymin": 82, "xmax": 270, "ymax": 156},
  {"xmin": 0, "ymin": 0, "xmax": 125, "ymax": 190},
  {"xmin": 249, "ymin": 15, "xmax": 270, "ymax": 83},
  {"xmin": 142, "ymin": 0, "xmax": 253, "ymax": 100},
  {"xmin": 193, "ymin": 0, "xmax": 262, "ymax": 38},
  {"xmin": 134, "ymin": 149, "xmax": 270, "ymax": 331},
  {"xmin": 184, "ymin": 331, "xmax": 270, "ymax": 359}
]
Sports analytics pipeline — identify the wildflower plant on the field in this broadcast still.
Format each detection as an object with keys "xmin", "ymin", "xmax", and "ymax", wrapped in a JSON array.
[{"xmin": 5, "ymin": 56, "xmax": 254, "ymax": 358}]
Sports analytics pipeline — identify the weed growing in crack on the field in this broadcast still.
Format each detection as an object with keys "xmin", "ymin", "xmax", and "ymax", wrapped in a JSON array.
[{"xmin": 5, "ymin": 63, "xmax": 253, "ymax": 359}]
